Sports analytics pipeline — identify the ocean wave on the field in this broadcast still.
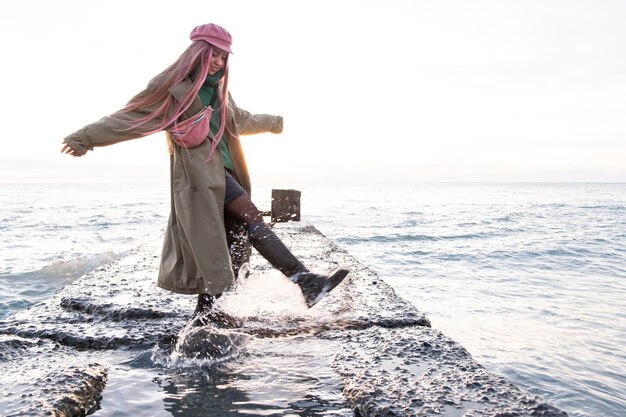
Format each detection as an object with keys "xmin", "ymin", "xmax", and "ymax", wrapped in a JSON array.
[
  {"xmin": 2, "ymin": 252, "xmax": 123, "ymax": 284},
  {"xmin": 0, "ymin": 251, "xmax": 125, "ymax": 319},
  {"xmin": 493, "ymin": 212, "xmax": 527, "ymax": 223},
  {"xmin": 338, "ymin": 231, "xmax": 500, "ymax": 244},
  {"xmin": 391, "ymin": 219, "xmax": 432, "ymax": 229},
  {"xmin": 38, "ymin": 251, "xmax": 124, "ymax": 278},
  {"xmin": 578, "ymin": 204, "xmax": 625, "ymax": 211},
  {"xmin": 530, "ymin": 203, "xmax": 570, "ymax": 209}
]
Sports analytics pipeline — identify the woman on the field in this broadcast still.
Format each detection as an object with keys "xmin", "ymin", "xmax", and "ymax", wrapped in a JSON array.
[{"xmin": 61, "ymin": 23, "xmax": 348, "ymax": 325}]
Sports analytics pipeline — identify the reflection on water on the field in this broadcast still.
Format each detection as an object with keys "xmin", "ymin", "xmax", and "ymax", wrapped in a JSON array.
[
  {"xmin": 156, "ymin": 337, "xmax": 350, "ymax": 417},
  {"xmin": 95, "ymin": 325, "xmax": 352, "ymax": 417}
]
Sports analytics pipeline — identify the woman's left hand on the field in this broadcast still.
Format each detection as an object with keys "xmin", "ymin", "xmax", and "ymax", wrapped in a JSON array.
[{"xmin": 61, "ymin": 143, "xmax": 82, "ymax": 157}]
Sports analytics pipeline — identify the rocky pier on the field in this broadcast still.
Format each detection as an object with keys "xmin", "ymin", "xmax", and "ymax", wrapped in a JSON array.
[{"xmin": 0, "ymin": 223, "xmax": 568, "ymax": 416}]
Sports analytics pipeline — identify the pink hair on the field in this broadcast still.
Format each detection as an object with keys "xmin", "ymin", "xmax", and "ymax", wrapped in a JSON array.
[{"xmin": 111, "ymin": 41, "xmax": 230, "ymax": 158}]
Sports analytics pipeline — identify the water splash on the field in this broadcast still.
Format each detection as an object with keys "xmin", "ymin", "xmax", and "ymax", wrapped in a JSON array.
[
  {"xmin": 163, "ymin": 324, "xmax": 249, "ymax": 367},
  {"xmin": 220, "ymin": 269, "xmax": 314, "ymax": 318}
]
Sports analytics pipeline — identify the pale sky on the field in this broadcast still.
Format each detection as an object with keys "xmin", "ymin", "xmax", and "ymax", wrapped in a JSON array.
[{"xmin": 1, "ymin": 0, "xmax": 625, "ymax": 183}]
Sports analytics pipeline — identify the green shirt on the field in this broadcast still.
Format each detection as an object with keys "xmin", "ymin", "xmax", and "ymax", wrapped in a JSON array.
[{"xmin": 198, "ymin": 71, "xmax": 234, "ymax": 170}]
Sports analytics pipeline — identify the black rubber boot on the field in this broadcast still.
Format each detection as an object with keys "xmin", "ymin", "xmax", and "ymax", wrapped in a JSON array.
[
  {"xmin": 193, "ymin": 293, "xmax": 242, "ymax": 328},
  {"xmin": 193, "ymin": 293, "xmax": 216, "ymax": 318},
  {"xmin": 248, "ymin": 223, "xmax": 349, "ymax": 307},
  {"xmin": 248, "ymin": 222, "xmax": 307, "ymax": 276},
  {"xmin": 290, "ymin": 269, "xmax": 350, "ymax": 308}
]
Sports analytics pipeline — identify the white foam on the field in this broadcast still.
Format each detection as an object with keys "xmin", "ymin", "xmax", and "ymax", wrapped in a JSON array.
[
  {"xmin": 219, "ymin": 269, "xmax": 311, "ymax": 318},
  {"xmin": 39, "ymin": 251, "xmax": 124, "ymax": 280}
]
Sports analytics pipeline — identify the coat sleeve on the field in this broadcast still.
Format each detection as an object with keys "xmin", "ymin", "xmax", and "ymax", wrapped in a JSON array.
[
  {"xmin": 228, "ymin": 95, "xmax": 283, "ymax": 136},
  {"xmin": 62, "ymin": 87, "xmax": 169, "ymax": 156}
]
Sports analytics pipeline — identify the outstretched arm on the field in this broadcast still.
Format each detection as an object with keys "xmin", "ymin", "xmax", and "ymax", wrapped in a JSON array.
[
  {"xmin": 229, "ymin": 95, "xmax": 283, "ymax": 136},
  {"xmin": 61, "ymin": 88, "xmax": 169, "ymax": 157}
]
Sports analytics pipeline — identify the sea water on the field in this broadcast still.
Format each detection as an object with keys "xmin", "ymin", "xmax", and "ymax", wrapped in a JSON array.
[{"xmin": 0, "ymin": 181, "xmax": 624, "ymax": 417}]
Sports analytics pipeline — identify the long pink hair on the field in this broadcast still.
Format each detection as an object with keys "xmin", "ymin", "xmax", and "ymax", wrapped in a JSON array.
[{"xmin": 111, "ymin": 41, "xmax": 230, "ymax": 155}]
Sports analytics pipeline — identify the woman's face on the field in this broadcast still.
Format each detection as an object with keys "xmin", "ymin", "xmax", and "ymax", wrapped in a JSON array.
[{"xmin": 208, "ymin": 48, "xmax": 228, "ymax": 75}]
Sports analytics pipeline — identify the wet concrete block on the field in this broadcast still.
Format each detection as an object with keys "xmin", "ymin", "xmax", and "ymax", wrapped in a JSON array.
[
  {"xmin": 0, "ymin": 337, "xmax": 107, "ymax": 417},
  {"xmin": 0, "ymin": 241, "xmax": 193, "ymax": 350},
  {"xmin": 59, "ymin": 296, "xmax": 179, "ymax": 321},
  {"xmin": 332, "ymin": 326, "xmax": 568, "ymax": 417},
  {"xmin": 0, "ymin": 223, "xmax": 569, "ymax": 416},
  {"xmin": 268, "ymin": 224, "xmax": 431, "ymax": 328}
]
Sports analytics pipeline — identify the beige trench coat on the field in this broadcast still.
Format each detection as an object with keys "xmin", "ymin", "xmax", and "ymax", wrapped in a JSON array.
[{"xmin": 63, "ymin": 79, "xmax": 283, "ymax": 295}]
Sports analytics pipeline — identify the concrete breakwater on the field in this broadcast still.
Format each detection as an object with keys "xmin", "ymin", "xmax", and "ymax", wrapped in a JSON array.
[{"xmin": 0, "ymin": 223, "xmax": 568, "ymax": 416}]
